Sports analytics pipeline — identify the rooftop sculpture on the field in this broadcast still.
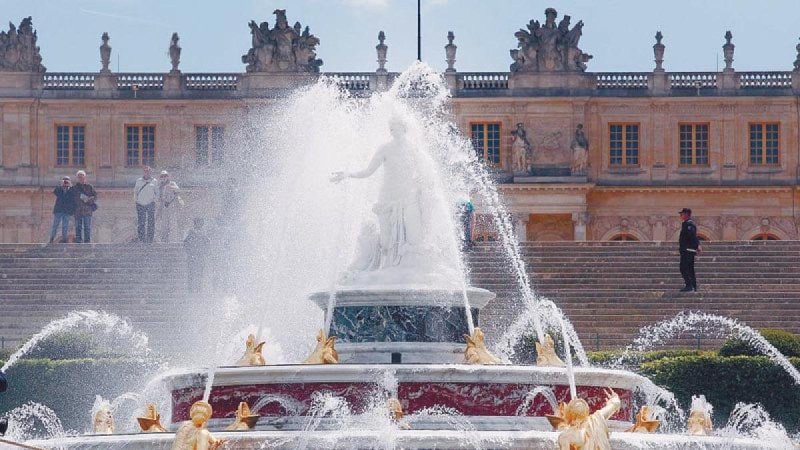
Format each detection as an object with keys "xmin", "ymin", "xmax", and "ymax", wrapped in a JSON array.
[
  {"xmin": 0, "ymin": 17, "xmax": 45, "ymax": 72},
  {"xmin": 510, "ymin": 7, "xmax": 592, "ymax": 73},
  {"xmin": 242, "ymin": 9, "xmax": 323, "ymax": 73}
]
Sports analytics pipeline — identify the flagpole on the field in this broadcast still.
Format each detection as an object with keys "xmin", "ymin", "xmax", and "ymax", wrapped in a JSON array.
[{"xmin": 417, "ymin": 0, "xmax": 421, "ymax": 61}]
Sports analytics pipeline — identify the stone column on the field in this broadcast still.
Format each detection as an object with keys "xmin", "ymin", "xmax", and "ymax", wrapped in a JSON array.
[
  {"xmin": 572, "ymin": 212, "xmax": 588, "ymax": 241},
  {"xmin": 514, "ymin": 214, "xmax": 530, "ymax": 242}
]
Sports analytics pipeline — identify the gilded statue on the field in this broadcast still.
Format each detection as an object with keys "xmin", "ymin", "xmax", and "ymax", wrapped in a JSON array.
[
  {"xmin": 225, "ymin": 401, "xmax": 260, "ymax": 431},
  {"xmin": 387, "ymin": 398, "xmax": 411, "ymax": 430},
  {"xmin": 545, "ymin": 401, "xmax": 568, "ymax": 431},
  {"xmin": 235, "ymin": 334, "xmax": 266, "ymax": 366},
  {"xmin": 464, "ymin": 327, "xmax": 502, "ymax": 364},
  {"xmin": 557, "ymin": 388, "xmax": 621, "ymax": 450},
  {"xmin": 171, "ymin": 401, "xmax": 226, "ymax": 450},
  {"xmin": 302, "ymin": 329, "xmax": 339, "ymax": 364},
  {"xmin": 535, "ymin": 333, "xmax": 565, "ymax": 367},
  {"xmin": 137, "ymin": 403, "xmax": 167, "ymax": 433},
  {"xmin": 92, "ymin": 404, "xmax": 115, "ymax": 434},
  {"xmin": 624, "ymin": 405, "xmax": 660, "ymax": 433},
  {"xmin": 687, "ymin": 395, "xmax": 713, "ymax": 436}
]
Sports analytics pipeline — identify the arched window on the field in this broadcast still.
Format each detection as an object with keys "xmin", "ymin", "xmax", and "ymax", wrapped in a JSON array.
[
  {"xmin": 610, "ymin": 234, "xmax": 638, "ymax": 241},
  {"xmin": 751, "ymin": 233, "xmax": 779, "ymax": 241},
  {"xmin": 697, "ymin": 234, "xmax": 709, "ymax": 242}
]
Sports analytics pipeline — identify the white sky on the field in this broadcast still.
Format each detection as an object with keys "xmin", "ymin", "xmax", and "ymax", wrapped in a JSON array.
[{"xmin": 2, "ymin": 0, "xmax": 799, "ymax": 74}]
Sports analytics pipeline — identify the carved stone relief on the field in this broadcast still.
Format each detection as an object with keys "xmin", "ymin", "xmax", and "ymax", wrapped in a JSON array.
[
  {"xmin": 509, "ymin": 8, "xmax": 592, "ymax": 73},
  {"xmin": 242, "ymin": 9, "xmax": 322, "ymax": 73},
  {"xmin": 0, "ymin": 17, "xmax": 45, "ymax": 72}
]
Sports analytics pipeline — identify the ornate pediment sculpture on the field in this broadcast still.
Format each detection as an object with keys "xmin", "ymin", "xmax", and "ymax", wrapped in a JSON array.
[
  {"xmin": 242, "ymin": 9, "xmax": 323, "ymax": 73},
  {"xmin": 0, "ymin": 17, "xmax": 46, "ymax": 72},
  {"xmin": 510, "ymin": 8, "xmax": 591, "ymax": 73}
]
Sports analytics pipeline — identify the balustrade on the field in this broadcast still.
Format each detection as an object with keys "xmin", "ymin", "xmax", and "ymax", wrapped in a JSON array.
[
  {"xmin": 42, "ymin": 73, "xmax": 95, "ymax": 90},
  {"xmin": 117, "ymin": 73, "xmax": 164, "ymax": 90},
  {"xmin": 326, "ymin": 73, "xmax": 371, "ymax": 91},
  {"xmin": 669, "ymin": 72, "xmax": 717, "ymax": 89},
  {"xmin": 596, "ymin": 73, "xmax": 649, "ymax": 89},
  {"xmin": 739, "ymin": 71, "xmax": 792, "ymax": 88},
  {"xmin": 460, "ymin": 73, "xmax": 509, "ymax": 90},
  {"xmin": 184, "ymin": 73, "xmax": 238, "ymax": 90}
]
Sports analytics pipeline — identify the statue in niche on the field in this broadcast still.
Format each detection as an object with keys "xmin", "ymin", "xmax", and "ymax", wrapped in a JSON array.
[
  {"xmin": 510, "ymin": 8, "xmax": 592, "ymax": 73},
  {"xmin": 0, "ymin": 17, "xmax": 46, "ymax": 72},
  {"xmin": 169, "ymin": 33, "xmax": 181, "ymax": 73},
  {"xmin": 511, "ymin": 122, "xmax": 532, "ymax": 174},
  {"xmin": 242, "ymin": 9, "xmax": 322, "ymax": 73},
  {"xmin": 570, "ymin": 123, "xmax": 589, "ymax": 174}
]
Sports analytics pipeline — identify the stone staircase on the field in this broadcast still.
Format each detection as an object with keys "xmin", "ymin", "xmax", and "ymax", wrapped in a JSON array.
[
  {"xmin": 0, "ymin": 243, "xmax": 190, "ymax": 352},
  {"xmin": 468, "ymin": 241, "xmax": 800, "ymax": 350}
]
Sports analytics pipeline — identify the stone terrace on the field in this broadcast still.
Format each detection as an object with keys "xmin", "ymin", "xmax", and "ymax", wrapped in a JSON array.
[{"xmin": 471, "ymin": 240, "xmax": 800, "ymax": 351}]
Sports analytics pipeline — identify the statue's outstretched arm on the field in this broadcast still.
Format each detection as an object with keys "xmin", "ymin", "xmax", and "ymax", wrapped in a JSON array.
[
  {"xmin": 598, "ymin": 388, "xmax": 621, "ymax": 419},
  {"xmin": 331, "ymin": 147, "xmax": 385, "ymax": 182}
]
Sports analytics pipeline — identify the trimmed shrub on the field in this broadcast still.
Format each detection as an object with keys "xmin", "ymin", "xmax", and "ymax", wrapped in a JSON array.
[
  {"xmin": 719, "ymin": 329, "xmax": 800, "ymax": 358},
  {"xmin": 588, "ymin": 349, "xmax": 708, "ymax": 366},
  {"xmin": 641, "ymin": 355, "xmax": 800, "ymax": 432}
]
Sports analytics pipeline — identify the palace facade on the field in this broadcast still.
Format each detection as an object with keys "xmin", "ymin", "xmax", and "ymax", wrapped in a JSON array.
[{"xmin": 0, "ymin": 10, "xmax": 799, "ymax": 243}]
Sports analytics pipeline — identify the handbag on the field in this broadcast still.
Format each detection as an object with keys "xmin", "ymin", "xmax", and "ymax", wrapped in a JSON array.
[{"xmin": 90, "ymin": 203, "xmax": 98, "ymax": 212}]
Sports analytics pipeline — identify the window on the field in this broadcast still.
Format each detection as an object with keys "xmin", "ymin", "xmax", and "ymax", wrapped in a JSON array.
[
  {"xmin": 126, "ymin": 125, "xmax": 156, "ymax": 167},
  {"xmin": 610, "ymin": 234, "xmax": 638, "ymax": 241},
  {"xmin": 55, "ymin": 125, "xmax": 85, "ymax": 166},
  {"xmin": 609, "ymin": 123, "xmax": 639, "ymax": 166},
  {"xmin": 679, "ymin": 123, "xmax": 709, "ymax": 166},
  {"xmin": 751, "ymin": 233, "xmax": 779, "ymax": 241},
  {"xmin": 749, "ymin": 123, "xmax": 779, "ymax": 165},
  {"xmin": 195, "ymin": 126, "xmax": 225, "ymax": 165},
  {"xmin": 470, "ymin": 123, "xmax": 501, "ymax": 166}
]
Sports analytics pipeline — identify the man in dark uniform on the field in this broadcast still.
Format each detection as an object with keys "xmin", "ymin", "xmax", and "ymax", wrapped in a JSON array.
[{"xmin": 678, "ymin": 208, "xmax": 702, "ymax": 292}]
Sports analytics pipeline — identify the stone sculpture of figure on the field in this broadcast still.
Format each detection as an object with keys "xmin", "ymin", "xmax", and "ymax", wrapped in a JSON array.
[
  {"xmin": 235, "ymin": 333, "xmax": 266, "ymax": 366},
  {"xmin": 387, "ymin": 398, "xmax": 411, "ymax": 430},
  {"xmin": 464, "ymin": 327, "xmax": 503, "ymax": 364},
  {"xmin": 92, "ymin": 404, "xmax": 115, "ymax": 434},
  {"xmin": 625, "ymin": 405, "xmax": 660, "ymax": 433},
  {"xmin": 242, "ymin": 9, "xmax": 321, "ymax": 73},
  {"xmin": 535, "ymin": 8, "xmax": 561, "ymax": 71},
  {"xmin": 169, "ymin": 33, "xmax": 181, "ymax": 73},
  {"xmin": 99, "ymin": 32, "xmax": 111, "ymax": 74},
  {"xmin": 0, "ymin": 17, "xmax": 46, "ymax": 72},
  {"xmin": 535, "ymin": 333, "xmax": 565, "ymax": 367},
  {"xmin": 511, "ymin": 122, "xmax": 532, "ymax": 173},
  {"xmin": 137, "ymin": 403, "xmax": 167, "ymax": 433},
  {"xmin": 509, "ymin": 8, "xmax": 591, "ymax": 73},
  {"xmin": 557, "ymin": 388, "xmax": 621, "ymax": 450},
  {"xmin": 225, "ymin": 402, "xmax": 260, "ymax": 431},
  {"xmin": 794, "ymin": 38, "xmax": 800, "ymax": 72},
  {"xmin": 302, "ymin": 329, "xmax": 339, "ymax": 364},
  {"xmin": 171, "ymin": 401, "xmax": 225, "ymax": 450},
  {"xmin": 570, "ymin": 123, "xmax": 590, "ymax": 174}
]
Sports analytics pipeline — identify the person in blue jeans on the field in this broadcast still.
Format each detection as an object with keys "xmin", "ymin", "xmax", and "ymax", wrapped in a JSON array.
[
  {"xmin": 73, "ymin": 170, "xmax": 97, "ymax": 243},
  {"xmin": 49, "ymin": 176, "xmax": 74, "ymax": 243}
]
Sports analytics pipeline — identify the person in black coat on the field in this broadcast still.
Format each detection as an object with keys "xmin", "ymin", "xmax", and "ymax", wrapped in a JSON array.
[
  {"xmin": 48, "ymin": 176, "xmax": 75, "ymax": 243},
  {"xmin": 678, "ymin": 208, "xmax": 702, "ymax": 292}
]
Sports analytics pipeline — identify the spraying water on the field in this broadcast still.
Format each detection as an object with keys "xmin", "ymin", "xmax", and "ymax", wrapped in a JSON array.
[{"xmin": 1, "ymin": 402, "xmax": 65, "ymax": 442}]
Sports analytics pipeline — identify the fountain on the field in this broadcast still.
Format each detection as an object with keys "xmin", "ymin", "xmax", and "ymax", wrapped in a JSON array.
[{"xmin": 5, "ymin": 64, "xmax": 796, "ymax": 449}]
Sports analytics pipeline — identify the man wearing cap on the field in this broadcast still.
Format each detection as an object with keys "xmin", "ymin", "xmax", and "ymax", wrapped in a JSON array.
[
  {"xmin": 134, "ymin": 166, "xmax": 158, "ymax": 243},
  {"xmin": 48, "ymin": 176, "xmax": 74, "ymax": 243},
  {"xmin": 678, "ymin": 208, "xmax": 702, "ymax": 292},
  {"xmin": 156, "ymin": 170, "xmax": 183, "ymax": 242}
]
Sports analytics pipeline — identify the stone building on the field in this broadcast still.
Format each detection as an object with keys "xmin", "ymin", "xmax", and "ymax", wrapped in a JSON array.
[{"xmin": 0, "ymin": 10, "xmax": 799, "ymax": 243}]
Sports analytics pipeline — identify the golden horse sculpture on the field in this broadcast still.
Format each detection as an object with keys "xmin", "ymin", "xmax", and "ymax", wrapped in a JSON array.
[
  {"xmin": 92, "ymin": 404, "xmax": 115, "ymax": 434},
  {"xmin": 687, "ymin": 409, "xmax": 713, "ymax": 436},
  {"xmin": 387, "ymin": 397, "xmax": 411, "ymax": 430},
  {"xmin": 225, "ymin": 401, "xmax": 260, "ymax": 431},
  {"xmin": 137, "ymin": 403, "xmax": 167, "ymax": 432},
  {"xmin": 463, "ymin": 327, "xmax": 502, "ymax": 364},
  {"xmin": 171, "ymin": 401, "xmax": 225, "ymax": 450},
  {"xmin": 302, "ymin": 329, "xmax": 339, "ymax": 364},
  {"xmin": 545, "ymin": 402, "xmax": 568, "ymax": 431},
  {"xmin": 557, "ymin": 388, "xmax": 621, "ymax": 450},
  {"xmin": 625, "ymin": 405, "xmax": 660, "ymax": 433},
  {"xmin": 236, "ymin": 334, "xmax": 266, "ymax": 366},
  {"xmin": 535, "ymin": 333, "xmax": 565, "ymax": 367}
]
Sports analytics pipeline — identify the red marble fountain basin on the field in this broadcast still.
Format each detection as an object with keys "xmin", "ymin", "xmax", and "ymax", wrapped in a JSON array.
[{"xmin": 163, "ymin": 364, "xmax": 647, "ymax": 431}]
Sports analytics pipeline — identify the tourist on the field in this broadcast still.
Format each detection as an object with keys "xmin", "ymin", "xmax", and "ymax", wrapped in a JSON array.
[
  {"xmin": 134, "ymin": 166, "xmax": 158, "ymax": 243},
  {"xmin": 678, "ymin": 208, "xmax": 702, "ymax": 292},
  {"xmin": 48, "ymin": 176, "xmax": 74, "ymax": 243},
  {"xmin": 184, "ymin": 218, "xmax": 210, "ymax": 293},
  {"xmin": 156, "ymin": 170, "xmax": 183, "ymax": 243},
  {"xmin": 73, "ymin": 170, "xmax": 97, "ymax": 243}
]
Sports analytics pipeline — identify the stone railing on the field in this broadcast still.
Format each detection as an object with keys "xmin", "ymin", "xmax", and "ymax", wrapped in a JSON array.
[
  {"xmin": 42, "ymin": 73, "xmax": 95, "ymax": 90},
  {"xmin": 185, "ymin": 73, "xmax": 238, "ymax": 90},
  {"xmin": 669, "ymin": 72, "xmax": 717, "ymax": 89},
  {"xmin": 596, "ymin": 73, "xmax": 649, "ymax": 89},
  {"xmin": 460, "ymin": 73, "xmax": 509, "ymax": 90},
  {"xmin": 117, "ymin": 73, "xmax": 164, "ymax": 90},
  {"xmin": 326, "ymin": 72, "xmax": 371, "ymax": 91},
  {"xmin": 739, "ymin": 71, "xmax": 793, "ymax": 88}
]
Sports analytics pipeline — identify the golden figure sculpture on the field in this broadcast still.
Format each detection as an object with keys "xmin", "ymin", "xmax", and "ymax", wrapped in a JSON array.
[
  {"xmin": 235, "ymin": 334, "xmax": 266, "ymax": 366},
  {"xmin": 464, "ymin": 327, "xmax": 502, "ymax": 364},
  {"xmin": 687, "ymin": 409, "xmax": 713, "ymax": 436},
  {"xmin": 624, "ymin": 405, "xmax": 660, "ymax": 433},
  {"xmin": 92, "ymin": 404, "xmax": 115, "ymax": 434},
  {"xmin": 225, "ymin": 402, "xmax": 260, "ymax": 431},
  {"xmin": 137, "ymin": 403, "xmax": 167, "ymax": 433},
  {"xmin": 557, "ymin": 388, "xmax": 621, "ymax": 450},
  {"xmin": 545, "ymin": 401, "xmax": 568, "ymax": 431},
  {"xmin": 535, "ymin": 333, "xmax": 565, "ymax": 367},
  {"xmin": 302, "ymin": 329, "xmax": 339, "ymax": 364},
  {"xmin": 171, "ymin": 401, "xmax": 226, "ymax": 450},
  {"xmin": 387, "ymin": 397, "xmax": 411, "ymax": 430}
]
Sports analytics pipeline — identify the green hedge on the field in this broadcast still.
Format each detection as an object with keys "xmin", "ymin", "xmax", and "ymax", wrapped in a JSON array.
[
  {"xmin": 719, "ymin": 329, "xmax": 800, "ymax": 358},
  {"xmin": 0, "ymin": 358, "xmax": 158, "ymax": 433},
  {"xmin": 641, "ymin": 355, "xmax": 800, "ymax": 432},
  {"xmin": 588, "ymin": 349, "xmax": 709, "ymax": 366}
]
